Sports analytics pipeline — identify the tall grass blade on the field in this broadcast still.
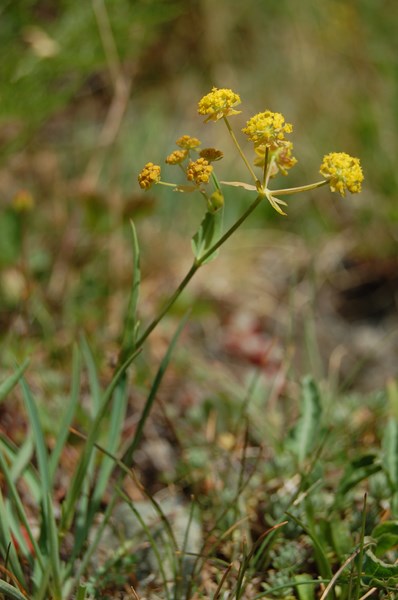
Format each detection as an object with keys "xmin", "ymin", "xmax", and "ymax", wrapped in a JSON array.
[
  {"xmin": 80, "ymin": 335, "xmax": 101, "ymax": 414},
  {"xmin": 0, "ymin": 579, "xmax": 28, "ymax": 600},
  {"xmin": 120, "ymin": 311, "xmax": 190, "ymax": 467},
  {"xmin": 49, "ymin": 345, "xmax": 82, "ymax": 482},
  {"xmin": 61, "ymin": 346, "xmax": 141, "ymax": 532},
  {"xmin": 0, "ymin": 451, "xmax": 44, "ymax": 569},
  {"xmin": 120, "ymin": 220, "xmax": 141, "ymax": 360},
  {"xmin": 0, "ymin": 360, "xmax": 29, "ymax": 404},
  {"xmin": 382, "ymin": 418, "xmax": 398, "ymax": 490},
  {"xmin": 0, "ymin": 491, "xmax": 26, "ymax": 588},
  {"xmin": 21, "ymin": 378, "xmax": 62, "ymax": 594}
]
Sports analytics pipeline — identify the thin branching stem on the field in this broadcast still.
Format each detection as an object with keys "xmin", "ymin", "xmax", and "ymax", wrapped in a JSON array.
[{"xmin": 223, "ymin": 116, "xmax": 259, "ymax": 185}]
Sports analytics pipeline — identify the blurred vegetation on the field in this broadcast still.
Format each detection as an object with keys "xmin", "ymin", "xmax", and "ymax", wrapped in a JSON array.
[{"xmin": 0, "ymin": 0, "xmax": 397, "ymax": 364}]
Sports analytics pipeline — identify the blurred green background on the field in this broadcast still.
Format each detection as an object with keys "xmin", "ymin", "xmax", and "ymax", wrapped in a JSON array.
[{"xmin": 0, "ymin": 0, "xmax": 397, "ymax": 375}]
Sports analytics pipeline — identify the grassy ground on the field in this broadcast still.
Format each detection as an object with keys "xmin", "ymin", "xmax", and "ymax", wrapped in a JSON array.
[{"xmin": 1, "ymin": 1, "xmax": 398, "ymax": 598}]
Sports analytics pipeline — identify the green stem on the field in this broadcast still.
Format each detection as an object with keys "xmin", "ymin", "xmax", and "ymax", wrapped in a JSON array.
[
  {"xmin": 262, "ymin": 146, "xmax": 269, "ymax": 189},
  {"xmin": 271, "ymin": 180, "xmax": 328, "ymax": 196},
  {"xmin": 134, "ymin": 194, "xmax": 263, "ymax": 349},
  {"xmin": 223, "ymin": 116, "xmax": 260, "ymax": 186},
  {"xmin": 134, "ymin": 262, "xmax": 199, "ymax": 349}
]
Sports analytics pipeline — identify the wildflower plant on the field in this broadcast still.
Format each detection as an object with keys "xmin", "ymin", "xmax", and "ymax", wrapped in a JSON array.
[{"xmin": 0, "ymin": 87, "xmax": 365, "ymax": 600}]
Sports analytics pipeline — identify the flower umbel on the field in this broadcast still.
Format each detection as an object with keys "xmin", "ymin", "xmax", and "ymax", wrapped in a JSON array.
[
  {"xmin": 165, "ymin": 150, "xmax": 187, "ymax": 165},
  {"xmin": 320, "ymin": 152, "xmax": 364, "ymax": 196},
  {"xmin": 138, "ymin": 163, "xmax": 161, "ymax": 190},
  {"xmin": 176, "ymin": 135, "xmax": 201, "ymax": 149},
  {"xmin": 186, "ymin": 158, "xmax": 213, "ymax": 185},
  {"xmin": 198, "ymin": 87, "xmax": 241, "ymax": 122},
  {"xmin": 242, "ymin": 110, "xmax": 292, "ymax": 149}
]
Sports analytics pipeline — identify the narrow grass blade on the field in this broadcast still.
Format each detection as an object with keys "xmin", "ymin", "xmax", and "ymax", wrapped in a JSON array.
[
  {"xmin": 80, "ymin": 335, "xmax": 101, "ymax": 415},
  {"xmin": 90, "ymin": 377, "xmax": 128, "ymax": 505},
  {"xmin": 44, "ymin": 492, "xmax": 62, "ymax": 599},
  {"xmin": 0, "ymin": 579, "xmax": 28, "ymax": 600},
  {"xmin": 20, "ymin": 379, "xmax": 50, "ymax": 495},
  {"xmin": 0, "ymin": 452, "xmax": 44, "ymax": 569},
  {"xmin": 61, "ymin": 346, "xmax": 141, "ymax": 532},
  {"xmin": 0, "ymin": 435, "xmax": 40, "ymax": 501},
  {"xmin": 0, "ymin": 490, "xmax": 26, "ymax": 588},
  {"xmin": 75, "ymin": 378, "xmax": 128, "ymax": 553},
  {"xmin": 286, "ymin": 512, "xmax": 333, "ymax": 582},
  {"xmin": 121, "ymin": 311, "xmax": 190, "ymax": 467},
  {"xmin": 49, "ymin": 345, "xmax": 82, "ymax": 482},
  {"xmin": 382, "ymin": 417, "xmax": 398, "ymax": 491},
  {"xmin": 0, "ymin": 360, "xmax": 29, "ymax": 404},
  {"xmin": 21, "ymin": 378, "xmax": 63, "ymax": 593},
  {"xmin": 120, "ymin": 220, "xmax": 141, "ymax": 360}
]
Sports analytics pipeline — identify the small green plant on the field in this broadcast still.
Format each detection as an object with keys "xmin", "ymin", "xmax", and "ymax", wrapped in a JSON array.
[{"xmin": 0, "ymin": 87, "xmax": 367, "ymax": 599}]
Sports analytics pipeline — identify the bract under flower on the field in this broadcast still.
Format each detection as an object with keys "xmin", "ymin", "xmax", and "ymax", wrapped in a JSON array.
[
  {"xmin": 320, "ymin": 152, "xmax": 364, "ymax": 196},
  {"xmin": 198, "ymin": 87, "xmax": 241, "ymax": 122}
]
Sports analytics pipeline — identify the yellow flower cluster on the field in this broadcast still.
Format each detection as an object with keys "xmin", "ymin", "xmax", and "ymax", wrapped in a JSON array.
[
  {"xmin": 320, "ymin": 152, "xmax": 364, "ymax": 196},
  {"xmin": 186, "ymin": 158, "xmax": 213, "ymax": 185},
  {"xmin": 198, "ymin": 87, "xmax": 241, "ymax": 122},
  {"xmin": 176, "ymin": 135, "xmax": 201, "ymax": 149},
  {"xmin": 254, "ymin": 142, "xmax": 297, "ymax": 176},
  {"xmin": 165, "ymin": 149, "xmax": 187, "ymax": 165},
  {"xmin": 242, "ymin": 110, "xmax": 293, "ymax": 149},
  {"xmin": 138, "ymin": 162, "xmax": 161, "ymax": 190}
]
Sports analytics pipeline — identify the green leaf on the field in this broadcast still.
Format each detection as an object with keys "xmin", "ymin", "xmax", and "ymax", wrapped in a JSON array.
[
  {"xmin": 382, "ymin": 418, "xmax": 398, "ymax": 491},
  {"xmin": 362, "ymin": 549, "xmax": 398, "ymax": 586},
  {"xmin": 336, "ymin": 454, "xmax": 381, "ymax": 498},
  {"xmin": 0, "ymin": 360, "xmax": 29, "ymax": 404},
  {"xmin": 191, "ymin": 208, "xmax": 223, "ymax": 265},
  {"xmin": 294, "ymin": 574, "xmax": 316, "ymax": 600},
  {"xmin": 371, "ymin": 521, "xmax": 398, "ymax": 557},
  {"xmin": 288, "ymin": 375, "xmax": 322, "ymax": 466}
]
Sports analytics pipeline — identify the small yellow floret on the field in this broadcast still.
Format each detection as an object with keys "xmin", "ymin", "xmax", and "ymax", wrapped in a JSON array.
[
  {"xmin": 320, "ymin": 152, "xmax": 364, "ymax": 196},
  {"xmin": 138, "ymin": 162, "xmax": 161, "ymax": 190},
  {"xmin": 186, "ymin": 158, "xmax": 213, "ymax": 185},
  {"xmin": 242, "ymin": 110, "xmax": 293, "ymax": 149},
  {"xmin": 165, "ymin": 150, "xmax": 187, "ymax": 165},
  {"xmin": 198, "ymin": 87, "xmax": 241, "ymax": 122},
  {"xmin": 176, "ymin": 135, "xmax": 201, "ymax": 149}
]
